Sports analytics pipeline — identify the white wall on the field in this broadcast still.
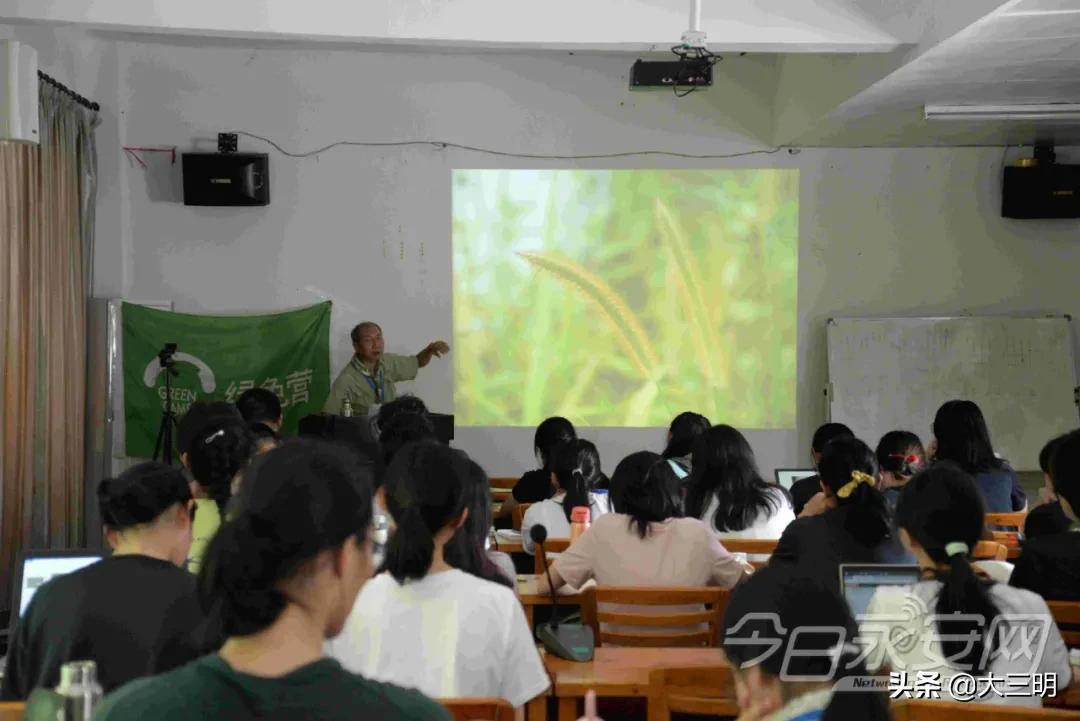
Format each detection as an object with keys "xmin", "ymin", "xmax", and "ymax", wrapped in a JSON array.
[{"xmin": 108, "ymin": 38, "xmax": 1080, "ymax": 476}]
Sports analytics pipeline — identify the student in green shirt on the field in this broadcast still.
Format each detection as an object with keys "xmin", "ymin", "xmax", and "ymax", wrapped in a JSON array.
[
  {"xmin": 92, "ymin": 440, "xmax": 449, "ymax": 721},
  {"xmin": 323, "ymin": 321, "xmax": 450, "ymax": 417}
]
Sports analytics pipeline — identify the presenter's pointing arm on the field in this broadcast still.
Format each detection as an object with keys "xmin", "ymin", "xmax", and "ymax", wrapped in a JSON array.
[{"xmin": 416, "ymin": 340, "xmax": 451, "ymax": 368}]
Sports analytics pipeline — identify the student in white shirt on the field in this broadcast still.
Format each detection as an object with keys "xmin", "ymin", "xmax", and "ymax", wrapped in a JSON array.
[
  {"xmin": 521, "ymin": 439, "xmax": 608, "ymax": 555},
  {"xmin": 862, "ymin": 463, "xmax": 1072, "ymax": 707},
  {"xmin": 328, "ymin": 441, "xmax": 549, "ymax": 712},
  {"xmin": 683, "ymin": 425, "xmax": 794, "ymax": 542}
]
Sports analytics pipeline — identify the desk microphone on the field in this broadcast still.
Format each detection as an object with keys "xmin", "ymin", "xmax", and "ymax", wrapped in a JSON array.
[{"xmin": 530, "ymin": 524, "xmax": 594, "ymax": 662}]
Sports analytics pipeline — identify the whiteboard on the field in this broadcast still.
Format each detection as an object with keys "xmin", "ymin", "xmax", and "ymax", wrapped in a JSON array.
[{"xmin": 826, "ymin": 316, "xmax": 1079, "ymax": 470}]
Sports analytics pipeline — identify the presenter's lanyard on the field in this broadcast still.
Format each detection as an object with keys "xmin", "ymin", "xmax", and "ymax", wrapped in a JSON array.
[{"xmin": 364, "ymin": 367, "xmax": 386, "ymax": 403}]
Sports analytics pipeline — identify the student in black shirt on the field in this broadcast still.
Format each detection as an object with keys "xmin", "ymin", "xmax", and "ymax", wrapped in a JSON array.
[
  {"xmin": 1, "ymin": 463, "xmax": 205, "ymax": 699},
  {"xmin": 1010, "ymin": 429, "xmax": 1080, "ymax": 600},
  {"xmin": 92, "ymin": 440, "xmax": 448, "ymax": 721},
  {"xmin": 1023, "ymin": 433, "xmax": 1074, "ymax": 539},
  {"xmin": 494, "ymin": 416, "xmax": 576, "ymax": 527},
  {"xmin": 790, "ymin": 423, "xmax": 854, "ymax": 516}
]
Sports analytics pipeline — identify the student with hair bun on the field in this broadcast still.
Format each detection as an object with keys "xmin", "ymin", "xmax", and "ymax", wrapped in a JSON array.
[
  {"xmin": 330, "ymin": 441, "xmax": 549, "ymax": 712},
  {"xmin": 865, "ymin": 463, "xmax": 1072, "ymax": 706},
  {"xmin": 771, "ymin": 437, "xmax": 911, "ymax": 592},
  {"xmin": 521, "ymin": 439, "xmax": 609, "ymax": 555},
  {"xmin": 183, "ymin": 417, "xmax": 254, "ymax": 575},
  {"xmin": 1, "ymin": 463, "xmax": 204, "ymax": 700},
  {"xmin": 94, "ymin": 440, "xmax": 448, "ymax": 721},
  {"xmin": 874, "ymin": 430, "xmax": 925, "ymax": 509}
]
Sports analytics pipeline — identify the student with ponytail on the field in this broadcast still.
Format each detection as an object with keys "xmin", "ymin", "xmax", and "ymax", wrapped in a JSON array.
[
  {"xmin": 521, "ymin": 439, "xmax": 609, "ymax": 554},
  {"xmin": 330, "ymin": 441, "xmax": 549, "ymax": 712},
  {"xmin": 874, "ymin": 430, "xmax": 925, "ymax": 509},
  {"xmin": 864, "ymin": 463, "xmax": 1072, "ymax": 706},
  {"xmin": 772, "ymin": 437, "xmax": 911, "ymax": 592},
  {"xmin": 94, "ymin": 441, "xmax": 448, "ymax": 721}
]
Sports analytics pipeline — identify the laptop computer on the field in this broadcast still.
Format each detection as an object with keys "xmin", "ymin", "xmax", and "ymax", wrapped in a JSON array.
[
  {"xmin": 774, "ymin": 468, "xmax": 816, "ymax": 489},
  {"xmin": 11, "ymin": 550, "xmax": 103, "ymax": 619},
  {"xmin": 839, "ymin": 563, "xmax": 921, "ymax": 618}
]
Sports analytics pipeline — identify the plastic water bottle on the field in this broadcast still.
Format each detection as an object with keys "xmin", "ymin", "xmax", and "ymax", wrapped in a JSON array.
[
  {"xmin": 56, "ymin": 660, "xmax": 102, "ymax": 721},
  {"xmin": 342, "ymin": 398, "xmax": 353, "ymax": 417},
  {"xmin": 570, "ymin": 506, "xmax": 591, "ymax": 543}
]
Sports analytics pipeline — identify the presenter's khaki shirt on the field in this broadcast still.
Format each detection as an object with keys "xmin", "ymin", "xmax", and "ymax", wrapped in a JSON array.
[{"xmin": 323, "ymin": 353, "xmax": 419, "ymax": 417}]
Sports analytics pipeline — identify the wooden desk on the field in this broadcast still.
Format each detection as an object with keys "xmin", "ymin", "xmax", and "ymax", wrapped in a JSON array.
[
  {"xmin": 494, "ymin": 540, "xmax": 524, "ymax": 555},
  {"xmin": 517, "ymin": 575, "xmax": 583, "ymax": 627},
  {"xmin": 536, "ymin": 647, "xmax": 731, "ymax": 721}
]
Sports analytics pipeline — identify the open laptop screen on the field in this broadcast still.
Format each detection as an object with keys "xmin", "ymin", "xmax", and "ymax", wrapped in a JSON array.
[
  {"xmin": 15, "ymin": 552, "xmax": 102, "ymax": 617},
  {"xmin": 774, "ymin": 468, "xmax": 816, "ymax": 490},
  {"xmin": 840, "ymin": 564, "xmax": 921, "ymax": 618}
]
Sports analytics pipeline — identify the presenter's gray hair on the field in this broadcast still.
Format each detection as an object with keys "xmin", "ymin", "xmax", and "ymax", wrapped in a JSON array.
[{"xmin": 350, "ymin": 321, "xmax": 382, "ymax": 344}]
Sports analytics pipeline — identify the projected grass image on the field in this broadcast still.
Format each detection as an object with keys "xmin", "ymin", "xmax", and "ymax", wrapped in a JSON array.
[{"xmin": 452, "ymin": 169, "xmax": 798, "ymax": 428}]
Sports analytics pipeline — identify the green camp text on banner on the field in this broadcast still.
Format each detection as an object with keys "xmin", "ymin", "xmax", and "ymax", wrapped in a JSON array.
[{"xmin": 122, "ymin": 301, "xmax": 332, "ymax": 458}]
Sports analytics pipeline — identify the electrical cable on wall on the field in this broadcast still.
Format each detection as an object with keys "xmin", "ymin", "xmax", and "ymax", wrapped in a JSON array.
[{"xmin": 232, "ymin": 130, "xmax": 784, "ymax": 161}]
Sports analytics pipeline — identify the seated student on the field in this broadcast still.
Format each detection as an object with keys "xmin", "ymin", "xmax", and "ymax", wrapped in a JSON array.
[
  {"xmin": 182, "ymin": 417, "xmax": 255, "ymax": 575},
  {"xmin": 378, "ymin": 410, "xmax": 437, "ymax": 467},
  {"xmin": 537, "ymin": 459, "xmax": 748, "ymax": 596},
  {"xmin": 865, "ymin": 463, "xmax": 1072, "ymax": 706},
  {"xmin": 374, "ymin": 395, "xmax": 429, "ymax": 436},
  {"xmin": 521, "ymin": 439, "xmax": 609, "ymax": 555},
  {"xmin": 235, "ymin": 387, "xmax": 283, "ymax": 433},
  {"xmin": 684, "ymin": 425, "xmax": 794, "ymax": 541},
  {"xmin": 246, "ymin": 421, "xmax": 281, "ymax": 455},
  {"xmin": 607, "ymin": 451, "xmax": 662, "ymax": 513},
  {"xmin": 329, "ymin": 441, "xmax": 549, "ymax": 712},
  {"xmin": 1, "ymin": 463, "xmax": 205, "ymax": 700},
  {"xmin": 94, "ymin": 441, "xmax": 448, "ymax": 721},
  {"xmin": 1024, "ymin": 433, "xmax": 1073, "ymax": 539},
  {"xmin": 722, "ymin": 568, "xmax": 891, "ymax": 721},
  {"xmin": 790, "ymin": 423, "xmax": 854, "ymax": 516},
  {"xmin": 448, "ymin": 455, "xmax": 516, "ymax": 588},
  {"xmin": 661, "ymin": 411, "xmax": 710, "ymax": 479},
  {"xmin": 874, "ymin": 430, "xmax": 924, "ymax": 509},
  {"xmin": 495, "ymin": 416, "xmax": 576, "ymax": 526},
  {"xmin": 771, "ymin": 437, "xmax": 911, "ymax": 593},
  {"xmin": 1011, "ymin": 428, "xmax": 1080, "ymax": 600},
  {"xmin": 930, "ymin": 399, "xmax": 1025, "ymax": 512}
]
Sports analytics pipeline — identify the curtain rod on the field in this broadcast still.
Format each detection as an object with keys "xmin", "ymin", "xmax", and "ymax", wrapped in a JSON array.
[{"xmin": 37, "ymin": 71, "xmax": 100, "ymax": 112}]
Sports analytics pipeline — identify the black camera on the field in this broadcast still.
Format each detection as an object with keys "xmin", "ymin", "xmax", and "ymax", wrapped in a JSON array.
[{"xmin": 158, "ymin": 343, "xmax": 178, "ymax": 368}]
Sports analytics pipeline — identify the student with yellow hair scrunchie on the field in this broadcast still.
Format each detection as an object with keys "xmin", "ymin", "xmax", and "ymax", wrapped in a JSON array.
[{"xmin": 770, "ymin": 437, "xmax": 914, "ymax": 594}]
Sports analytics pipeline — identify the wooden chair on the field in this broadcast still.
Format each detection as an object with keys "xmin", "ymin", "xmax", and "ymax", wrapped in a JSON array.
[
  {"xmin": 646, "ymin": 666, "xmax": 738, "ymax": 721},
  {"xmin": 0, "ymin": 702, "xmax": 24, "ymax": 721},
  {"xmin": 716, "ymin": 538, "xmax": 778, "ymax": 555},
  {"xmin": 534, "ymin": 537, "xmax": 570, "ymax": 575},
  {"xmin": 892, "ymin": 698, "xmax": 1079, "ymax": 720},
  {"xmin": 489, "ymin": 476, "xmax": 517, "ymax": 491},
  {"xmin": 439, "ymin": 698, "xmax": 514, "ymax": 721},
  {"xmin": 1047, "ymin": 599, "xmax": 1080, "ymax": 647},
  {"xmin": 511, "ymin": 502, "xmax": 533, "ymax": 531},
  {"xmin": 580, "ymin": 586, "xmax": 730, "ymax": 647},
  {"xmin": 985, "ymin": 510, "xmax": 1027, "ymax": 530},
  {"xmin": 971, "ymin": 540, "xmax": 1008, "ymax": 561}
]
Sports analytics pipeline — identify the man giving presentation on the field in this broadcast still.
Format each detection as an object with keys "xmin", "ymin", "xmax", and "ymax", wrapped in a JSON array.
[{"xmin": 323, "ymin": 321, "xmax": 450, "ymax": 417}]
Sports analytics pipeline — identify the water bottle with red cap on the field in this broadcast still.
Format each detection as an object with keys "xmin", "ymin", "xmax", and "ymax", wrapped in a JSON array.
[{"xmin": 569, "ymin": 506, "xmax": 591, "ymax": 543}]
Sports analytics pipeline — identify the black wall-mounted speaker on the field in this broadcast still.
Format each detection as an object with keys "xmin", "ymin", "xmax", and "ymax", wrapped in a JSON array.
[{"xmin": 182, "ymin": 153, "xmax": 269, "ymax": 206}]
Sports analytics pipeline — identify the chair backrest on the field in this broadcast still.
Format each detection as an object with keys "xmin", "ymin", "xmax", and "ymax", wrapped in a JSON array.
[
  {"xmin": 489, "ymin": 476, "xmax": 517, "ymax": 491},
  {"xmin": 646, "ymin": 666, "xmax": 737, "ymax": 721},
  {"xmin": 1047, "ymin": 599, "xmax": 1080, "ymax": 647},
  {"xmin": 984, "ymin": 511, "xmax": 1027, "ymax": 530},
  {"xmin": 892, "ymin": 698, "xmax": 1079, "ymax": 720},
  {"xmin": 581, "ymin": 586, "xmax": 730, "ymax": 647},
  {"xmin": 0, "ymin": 702, "xmax": 24, "ymax": 721},
  {"xmin": 534, "ymin": 537, "xmax": 570, "ymax": 575},
  {"xmin": 439, "ymin": 698, "xmax": 515, "ymax": 721},
  {"xmin": 971, "ymin": 540, "xmax": 1008, "ymax": 561},
  {"xmin": 512, "ymin": 502, "xmax": 533, "ymax": 531},
  {"xmin": 715, "ymin": 538, "xmax": 779, "ymax": 556}
]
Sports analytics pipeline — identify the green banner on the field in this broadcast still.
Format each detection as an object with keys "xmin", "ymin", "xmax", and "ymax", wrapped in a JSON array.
[{"xmin": 122, "ymin": 301, "xmax": 331, "ymax": 458}]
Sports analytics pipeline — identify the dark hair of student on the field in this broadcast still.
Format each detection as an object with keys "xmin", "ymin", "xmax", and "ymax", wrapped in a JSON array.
[
  {"xmin": 609, "ymin": 451, "xmax": 662, "ymax": 514},
  {"xmin": 875, "ymin": 430, "xmax": 925, "ymax": 478},
  {"xmin": 376, "ymin": 395, "xmax": 429, "ymax": 433},
  {"xmin": 894, "ymin": 462, "xmax": 1002, "ymax": 676},
  {"xmin": 662, "ymin": 411, "xmax": 711, "ymax": 460},
  {"xmin": 198, "ymin": 440, "xmax": 375, "ymax": 638},
  {"xmin": 685, "ymin": 425, "xmax": 785, "ymax": 533},
  {"xmin": 1049, "ymin": 429, "xmax": 1080, "ymax": 517},
  {"xmin": 380, "ymin": 441, "xmax": 469, "ymax": 584},
  {"xmin": 811, "ymin": 422, "xmax": 854, "ymax": 454},
  {"xmin": 444, "ymin": 455, "xmax": 514, "ymax": 588},
  {"xmin": 818, "ymin": 437, "xmax": 891, "ymax": 548},
  {"xmin": 620, "ymin": 460, "xmax": 684, "ymax": 538},
  {"xmin": 722, "ymin": 566, "xmax": 891, "ymax": 721},
  {"xmin": 1039, "ymin": 433, "xmax": 1070, "ymax": 475},
  {"xmin": 235, "ymin": 387, "xmax": 282, "ymax": 426},
  {"xmin": 97, "ymin": 462, "xmax": 193, "ymax": 529},
  {"xmin": 534, "ymin": 417, "xmax": 576, "ymax": 470},
  {"xmin": 379, "ymin": 411, "xmax": 437, "ymax": 467},
  {"xmin": 932, "ymin": 400, "xmax": 1004, "ymax": 474},
  {"xmin": 177, "ymin": 400, "xmax": 243, "ymax": 458},
  {"xmin": 550, "ymin": 439, "xmax": 602, "ymax": 522},
  {"xmin": 188, "ymin": 419, "xmax": 255, "ymax": 516}
]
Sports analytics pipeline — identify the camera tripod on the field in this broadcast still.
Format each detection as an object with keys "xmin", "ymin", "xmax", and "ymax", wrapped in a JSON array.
[{"xmin": 152, "ymin": 344, "xmax": 180, "ymax": 465}]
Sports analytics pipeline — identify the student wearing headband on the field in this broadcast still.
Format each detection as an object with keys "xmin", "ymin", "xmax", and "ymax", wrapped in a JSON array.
[
  {"xmin": 771, "ymin": 437, "xmax": 911, "ymax": 593},
  {"xmin": 874, "ymin": 430, "xmax": 925, "ymax": 510},
  {"xmin": 863, "ymin": 462, "xmax": 1072, "ymax": 706}
]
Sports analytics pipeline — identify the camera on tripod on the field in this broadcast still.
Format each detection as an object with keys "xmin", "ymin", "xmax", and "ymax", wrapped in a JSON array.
[
  {"xmin": 158, "ymin": 342, "xmax": 178, "ymax": 369},
  {"xmin": 153, "ymin": 342, "xmax": 180, "ymax": 464}
]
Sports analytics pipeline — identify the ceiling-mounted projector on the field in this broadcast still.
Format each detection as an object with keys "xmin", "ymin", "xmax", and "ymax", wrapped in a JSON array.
[{"xmin": 630, "ymin": 0, "xmax": 716, "ymax": 92}]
